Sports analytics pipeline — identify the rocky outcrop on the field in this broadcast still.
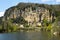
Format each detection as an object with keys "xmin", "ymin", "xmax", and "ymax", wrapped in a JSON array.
[{"xmin": 3, "ymin": 3, "xmax": 56, "ymax": 27}]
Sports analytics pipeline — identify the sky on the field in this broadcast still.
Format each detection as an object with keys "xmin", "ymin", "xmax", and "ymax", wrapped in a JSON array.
[{"xmin": 0, "ymin": 0, "xmax": 60, "ymax": 17}]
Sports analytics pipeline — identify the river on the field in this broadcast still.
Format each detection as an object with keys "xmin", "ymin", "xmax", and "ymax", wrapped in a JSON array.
[{"xmin": 0, "ymin": 31, "xmax": 60, "ymax": 40}]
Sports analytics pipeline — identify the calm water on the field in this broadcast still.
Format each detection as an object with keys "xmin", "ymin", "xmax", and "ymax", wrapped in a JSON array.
[{"xmin": 0, "ymin": 31, "xmax": 60, "ymax": 40}]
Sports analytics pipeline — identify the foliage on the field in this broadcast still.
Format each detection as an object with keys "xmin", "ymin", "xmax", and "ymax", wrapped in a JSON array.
[
  {"xmin": 24, "ymin": 24, "xmax": 30, "ymax": 28},
  {"xmin": 0, "ymin": 17, "xmax": 3, "ymax": 24},
  {"xmin": 0, "ymin": 3, "xmax": 60, "ymax": 32},
  {"xmin": 11, "ymin": 24, "xmax": 18, "ymax": 31},
  {"xmin": 13, "ymin": 16, "xmax": 28, "ymax": 24},
  {"xmin": 52, "ymin": 18, "xmax": 60, "ymax": 32},
  {"xmin": 46, "ymin": 24, "xmax": 52, "ymax": 31},
  {"xmin": 43, "ymin": 18, "xmax": 49, "ymax": 26},
  {"xmin": 3, "ymin": 21, "xmax": 18, "ymax": 32},
  {"xmin": 0, "ymin": 25, "xmax": 2, "ymax": 30}
]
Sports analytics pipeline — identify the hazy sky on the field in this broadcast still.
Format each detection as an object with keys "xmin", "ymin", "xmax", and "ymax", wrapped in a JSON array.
[{"xmin": 0, "ymin": 0, "xmax": 60, "ymax": 17}]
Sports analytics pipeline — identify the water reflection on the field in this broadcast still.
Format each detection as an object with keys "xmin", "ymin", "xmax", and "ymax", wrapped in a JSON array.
[{"xmin": 0, "ymin": 31, "xmax": 59, "ymax": 40}]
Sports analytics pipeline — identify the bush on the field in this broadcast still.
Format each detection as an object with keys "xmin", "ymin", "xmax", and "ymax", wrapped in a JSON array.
[
  {"xmin": 24, "ymin": 24, "xmax": 30, "ymax": 28},
  {"xmin": 46, "ymin": 24, "xmax": 52, "ymax": 31}
]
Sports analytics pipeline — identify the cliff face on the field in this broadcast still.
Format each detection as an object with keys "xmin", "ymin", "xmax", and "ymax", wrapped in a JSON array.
[{"xmin": 3, "ymin": 3, "xmax": 56, "ymax": 27}]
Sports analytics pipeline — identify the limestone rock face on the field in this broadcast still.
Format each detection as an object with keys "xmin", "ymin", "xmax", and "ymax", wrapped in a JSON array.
[{"xmin": 3, "ymin": 3, "xmax": 56, "ymax": 26}]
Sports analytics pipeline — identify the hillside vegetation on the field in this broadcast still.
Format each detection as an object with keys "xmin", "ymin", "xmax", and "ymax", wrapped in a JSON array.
[{"xmin": 0, "ymin": 3, "xmax": 60, "ymax": 33}]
